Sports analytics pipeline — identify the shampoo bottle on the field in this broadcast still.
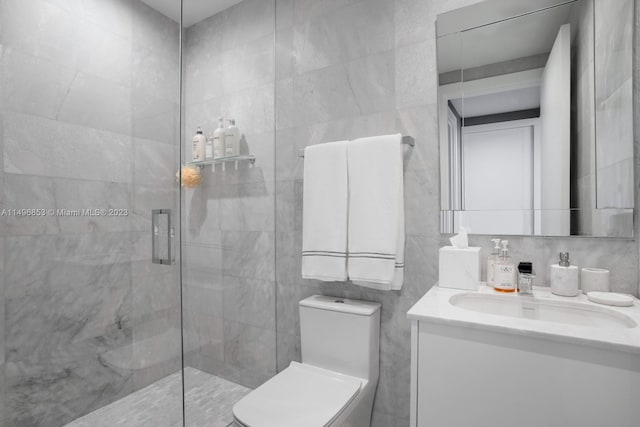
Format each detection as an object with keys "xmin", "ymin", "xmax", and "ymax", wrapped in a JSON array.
[
  {"xmin": 213, "ymin": 117, "xmax": 226, "ymax": 159},
  {"xmin": 493, "ymin": 240, "xmax": 516, "ymax": 293},
  {"xmin": 225, "ymin": 118, "xmax": 240, "ymax": 157},
  {"xmin": 550, "ymin": 252, "xmax": 579, "ymax": 296},
  {"xmin": 192, "ymin": 127, "xmax": 206, "ymax": 162},
  {"xmin": 486, "ymin": 238, "xmax": 501, "ymax": 287}
]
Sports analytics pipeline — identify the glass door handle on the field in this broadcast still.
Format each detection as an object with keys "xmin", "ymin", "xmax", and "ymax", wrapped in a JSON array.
[{"xmin": 152, "ymin": 209, "xmax": 174, "ymax": 265}]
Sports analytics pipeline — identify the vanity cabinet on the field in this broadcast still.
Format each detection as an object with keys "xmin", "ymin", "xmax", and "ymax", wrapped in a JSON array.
[{"xmin": 408, "ymin": 287, "xmax": 640, "ymax": 427}]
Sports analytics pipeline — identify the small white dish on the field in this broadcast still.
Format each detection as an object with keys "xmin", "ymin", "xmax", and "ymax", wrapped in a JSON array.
[{"xmin": 587, "ymin": 291, "xmax": 634, "ymax": 307}]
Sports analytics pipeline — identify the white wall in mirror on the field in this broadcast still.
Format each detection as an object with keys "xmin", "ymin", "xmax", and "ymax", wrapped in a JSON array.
[{"xmin": 438, "ymin": 0, "xmax": 634, "ymax": 238}]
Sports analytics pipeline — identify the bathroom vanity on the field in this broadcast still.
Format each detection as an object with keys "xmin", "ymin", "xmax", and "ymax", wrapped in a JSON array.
[{"xmin": 407, "ymin": 285, "xmax": 640, "ymax": 427}]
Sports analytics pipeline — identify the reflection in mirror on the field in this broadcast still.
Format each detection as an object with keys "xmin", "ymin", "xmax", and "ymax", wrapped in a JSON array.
[{"xmin": 438, "ymin": 0, "xmax": 634, "ymax": 237}]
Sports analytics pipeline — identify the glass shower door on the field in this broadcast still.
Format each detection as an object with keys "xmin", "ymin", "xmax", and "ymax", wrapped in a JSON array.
[
  {"xmin": 179, "ymin": 0, "xmax": 277, "ymax": 425},
  {"xmin": 0, "ymin": 1, "xmax": 183, "ymax": 425}
]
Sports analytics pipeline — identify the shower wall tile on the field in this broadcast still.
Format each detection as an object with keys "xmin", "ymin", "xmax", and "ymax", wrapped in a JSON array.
[
  {"xmin": 44, "ymin": 0, "xmax": 134, "ymax": 40},
  {"xmin": 132, "ymin": 271, "xmax": 179, "ymax": 320},
  {"xmin": 57, "ymin": 72, "xmax": 132, "ymax": 136},
  {"xmin": 133, "ymin": 137, "xmax": 177, "ymax": 187},
  {"xmin": 276, "ymin": 27, "xmax": 295, "ymax": 80},
  {"xmin": 1, "ymin": 48, "xmax": 77, "ymax": 119},
  {"xmin": 2, "ymin": 175, "xmax": 131, "ymax": 236},
  {"xmin": 3, "ymin": 112, "xmax": 132, "ymax": 183},
  {"xmin": 221, "ymin": 231, "xmax": 275, "ymax": 281},
  {"xmin": 183, "ymin": 282, "xmax": 224, "ymax": 319},
  {"xmin": 131, "ymin": 1, "xmax": 179, "ymax": 58},
  {"xmin": 222, "ymin": 34, "xmax": 276, "ymax": 93},
  {"xmin": 2, "ymin": 0, "xmax": 132, "ymax": 87},
  {"xmin": 131, "ymin": 91, "xmax": 178, "ymax": 145},
  {"xmin": 184, "ymin": 51, "xmax": 224, "ymax": 106},
  {"xmin": 222, "ymin": 276, "xmax": 276, "ymax": 329},
  {"xmin": 131, "ymin": 185, "xmax": 176, "ymax": 233},
  {"xmin": 220, "ymin": 182, "xmax": 275, "ymax": 232},
  {"xmin": 276, "ymin": 0, "xmax": 294, "ymax": 30},
  {"xmin": 133, "ymin": 46, "xmax": 178, "ymax": 103},
  {"xmin": 292, "ymin": 0, "xmax": 393, "ymax": 74},
  {"xmin": 222, "ymin": 320, "xmax": 276, "ymax": 388},
  {"xmin": 221, "ymin": 0, "xmax": 275, "ymax": 50}
]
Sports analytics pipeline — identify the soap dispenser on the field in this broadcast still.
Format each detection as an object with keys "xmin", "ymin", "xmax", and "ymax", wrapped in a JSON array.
[
  {"xmin": 550, "ymin": 252, "xmax": 579, "ymax": 296},
  {"xmin": 493, "ymin": 240, "xmax": 516, "ymax": 293},
  {"xmin": 486, "ymin": 238, "xmax": 501, "ymax": 287},
  {"xmin": 213, "ymin": 117, "xmax": 226, "ymax": 159},
  {"xmin": 191, "ymin": 127, "xmax": 206, "ymax": 162},
  {"xmin": 225, "ymin": 118, "xmax": 240, "ymax": 157}
]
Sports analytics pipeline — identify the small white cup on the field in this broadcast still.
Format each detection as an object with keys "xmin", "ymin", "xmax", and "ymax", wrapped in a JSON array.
[{"xmin": 581, "ymin": 268, "xmax": 610, "ymax": 294}]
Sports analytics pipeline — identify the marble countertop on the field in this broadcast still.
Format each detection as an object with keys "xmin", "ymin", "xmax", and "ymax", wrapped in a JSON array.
[{"xmin": 407, "ymin": 284, "xmax": 640, "ymax": 354}]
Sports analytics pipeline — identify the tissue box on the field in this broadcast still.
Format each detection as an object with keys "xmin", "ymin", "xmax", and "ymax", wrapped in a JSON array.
[{"xmin": 438, "ymin": 246, "xmax": 481, "ymax": 290}]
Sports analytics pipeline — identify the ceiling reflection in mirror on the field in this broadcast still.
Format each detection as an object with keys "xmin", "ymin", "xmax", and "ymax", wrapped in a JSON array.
[{"xmin": 437, "ymin": 0, "xmax": 633, "ymax": 237}]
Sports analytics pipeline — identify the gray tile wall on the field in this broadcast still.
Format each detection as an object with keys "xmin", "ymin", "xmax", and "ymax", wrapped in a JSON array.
[
  {"xmin": 273, "ymin": 1, "xmax": 639, "ymax": 426},
  {"xmin": 182, "ymin": 0, "xmax": 277, "ymax": 390},
  {"xmin": 0, "ymin": 1, "xmax": 180, "ymax": 425}
]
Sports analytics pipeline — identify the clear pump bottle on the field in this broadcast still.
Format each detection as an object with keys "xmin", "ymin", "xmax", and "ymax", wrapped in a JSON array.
[
  {"xmin": 493, "ymin": 240, "xmax": 516, "ymax": 293},
  {"xmin": 486, "ymin": 238, "xmax": 501, "ymax": 287}
]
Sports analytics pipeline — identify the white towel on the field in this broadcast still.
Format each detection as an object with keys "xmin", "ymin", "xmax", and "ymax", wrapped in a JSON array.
[
  {"xmin": 301, "ymin": 141, "xmax": 349, "ymax": 281},
  {"xmin": 347, "ymin": 134, "xmax": 405, "ymax": 290}
]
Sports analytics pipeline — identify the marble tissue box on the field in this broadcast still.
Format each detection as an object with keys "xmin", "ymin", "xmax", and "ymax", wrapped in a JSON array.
[{"xmin": 438, "ymin": 246, "xmax": 481, "ymax": 291}]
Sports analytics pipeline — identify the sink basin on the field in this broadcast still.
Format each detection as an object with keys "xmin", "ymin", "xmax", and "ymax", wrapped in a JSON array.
[{"xmin": 449, "ymin": 292, "xmax": 637, "ymax": 329}]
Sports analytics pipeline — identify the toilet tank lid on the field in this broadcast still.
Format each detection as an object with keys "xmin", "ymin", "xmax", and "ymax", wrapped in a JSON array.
[{"xmin": 300, "ymin": 295, "xmax": 381, "ymax": 316}]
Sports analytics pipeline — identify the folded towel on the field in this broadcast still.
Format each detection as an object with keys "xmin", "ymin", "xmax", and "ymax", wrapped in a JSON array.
[
  {"xmin": 301, "ymin": 141, "xmax": 349, "ymax": 281},
  {"xmin": 347, "ymin": 134, "xmax": 404, "ymax": 290}
]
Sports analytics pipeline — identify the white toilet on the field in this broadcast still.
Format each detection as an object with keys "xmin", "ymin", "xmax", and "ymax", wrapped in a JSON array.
[{"xmin": 232, "ymin": 295, "xmax": 381, "ymax": 427}]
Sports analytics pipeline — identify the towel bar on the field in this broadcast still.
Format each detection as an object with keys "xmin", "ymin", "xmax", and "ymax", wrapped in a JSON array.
[{"xmin": 297, "ymin": 135, "xmax": 414, "ymax": 158}]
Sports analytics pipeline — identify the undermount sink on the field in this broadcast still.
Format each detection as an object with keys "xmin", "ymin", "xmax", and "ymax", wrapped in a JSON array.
[{"xmin": 449, "ymin": 292, "xmax": 637, "ymax": 329}]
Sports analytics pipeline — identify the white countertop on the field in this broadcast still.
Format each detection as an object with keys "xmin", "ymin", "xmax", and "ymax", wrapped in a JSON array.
[{"xmin": 407, "ymin": 284, "xmax": 640, "ymax": 354}]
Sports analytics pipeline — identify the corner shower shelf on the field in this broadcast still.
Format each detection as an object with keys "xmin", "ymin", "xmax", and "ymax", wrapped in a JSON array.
[{"xmin": 188, "ymin": 154, "xmax": 256, "ymax": 168}]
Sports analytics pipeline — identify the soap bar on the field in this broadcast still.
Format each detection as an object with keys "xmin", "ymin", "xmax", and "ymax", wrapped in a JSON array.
[{"xmin": 438, "ymin": 246, "xmax": 481, "ymax": 291}]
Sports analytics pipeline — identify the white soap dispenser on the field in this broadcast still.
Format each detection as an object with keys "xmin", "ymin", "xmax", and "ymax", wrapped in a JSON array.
[
  {"xmin": 493, "ymin": 240, "xmax": 516, "ymax": 293},
  {"xmin": 486, "ymin": 238, "xmax": 501, "ymax": 287},
  {"xmin": 550, "ymin": 252, "xmax": 579, "ymax": 296},
  {"xmin": 225, "ymin": 118, "xmax": 240, "ymax": 157},
  {"xmin": 191, "ymin": 127, "xmax": 206, "ymax": 162},
  {"xmin": 213, "ymin": 117, "xmax": 226, "ymax": 159}
]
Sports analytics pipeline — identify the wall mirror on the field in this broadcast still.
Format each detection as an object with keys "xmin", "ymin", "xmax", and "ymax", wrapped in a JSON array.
[{"xmin": 437, "ymin": 0, "xmax": 633, "ymax": 237}]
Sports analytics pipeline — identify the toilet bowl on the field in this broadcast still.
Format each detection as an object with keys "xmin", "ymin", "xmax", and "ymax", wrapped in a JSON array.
[{"xmin": 232, "ymin": 295, "xmax": 381, "ymax": 427}]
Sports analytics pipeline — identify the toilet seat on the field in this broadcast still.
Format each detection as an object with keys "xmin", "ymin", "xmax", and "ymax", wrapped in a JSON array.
[{"xmin": 233, "ymin": 362, "xmax": 362, "ymax": 427}]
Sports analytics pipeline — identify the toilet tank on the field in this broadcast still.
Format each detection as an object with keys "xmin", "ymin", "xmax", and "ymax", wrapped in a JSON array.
[{"xmin": 299, "ymin": 295, "xmax": 381, "ymax": 381}]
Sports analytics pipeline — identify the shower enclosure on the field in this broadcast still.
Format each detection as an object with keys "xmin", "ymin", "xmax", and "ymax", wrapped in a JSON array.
[{"xmin": 0, "ymin": 0, "xmax": 277, "ymax": 425}]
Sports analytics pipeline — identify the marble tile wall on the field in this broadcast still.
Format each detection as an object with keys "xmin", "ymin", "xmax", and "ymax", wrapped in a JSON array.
[
  {"xmin": 272, "ymin": 1, "xmax": 639, "ymax": 426},
  {"xmin": 571, "ymin": 0, "xmax": 596, "ymax": 235},
  {"xmin": 182, "ymin": 0, "xmax": 277, "ymax": 390},
  {"xmin": 595, "ymin": 0, "xmax": 634, "ymax": 210},
  {"xmin": 0, "ymin": 1, "xmax": 181, "ymax": 425}
]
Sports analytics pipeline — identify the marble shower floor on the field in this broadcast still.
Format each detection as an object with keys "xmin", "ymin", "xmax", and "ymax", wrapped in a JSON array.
[{"xmin": 65, "ymin": 367, "xmax": 250, "ymax": 427}]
